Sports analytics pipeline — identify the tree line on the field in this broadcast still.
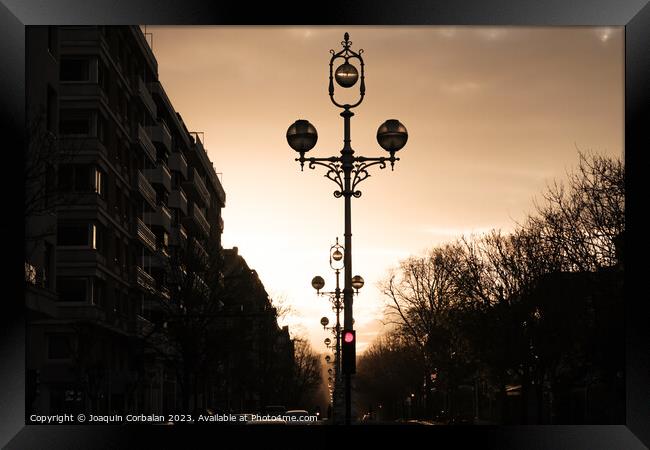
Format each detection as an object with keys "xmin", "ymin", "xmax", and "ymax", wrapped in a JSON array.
[{"xmin": 356, "ymin": 152, "xmax": 625, "ymax": 424}]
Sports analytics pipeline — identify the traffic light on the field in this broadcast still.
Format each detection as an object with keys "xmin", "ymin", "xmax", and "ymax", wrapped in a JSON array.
[{"xmin": 342, "ymin": 329, "xmax": 356, "ymax": 374}]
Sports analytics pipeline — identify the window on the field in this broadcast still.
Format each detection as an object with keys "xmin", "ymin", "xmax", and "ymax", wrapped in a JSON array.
[
  {"xmin": 57, "ymin": 223, "xmax": 101, "ymax": 249},
  {"xmin": 48, "ymin": 334, "xmax": 72, "ymax": 359},
  {"xmin": 94, "ymin": 168, "xmax": 105, "ymax": 196},
  {"xmin": 60, "ymin": 58, "xmax": 90, "ymax": 82},
  {"xmin": 90, "ymin": 223, "xmax": 97, "ymax": 249},
  {"xmin": 94, "ymin": 224, "xmax": 105, "ymax": 254},
  {"xmin": 91, "ymin": 279, "xmax": 105, "ymax": 307},
  {"xmin": 56, "ymin": 278, "xmax": 87, "ymax": 302},
  {"xmin": 58, "ymin": 165, "xmax": 73, "ymax": 192},
  {"xmin": 25, "ymin": 262, "xmax": 37, "ymax": 285},
  {"xmin": 57, "ymin": 224, "xmax": 88, "ymax": 246},
  {"xmin": 58, "ymin": 164, "xmax": 97, "ymax": 193},
  {"xmin": 74, "ymin": 165, "xmax": 92, "ymax": 191},
  {"xmin": 59, "ymin": 109, "xmax": 93, "ymax": 136}
]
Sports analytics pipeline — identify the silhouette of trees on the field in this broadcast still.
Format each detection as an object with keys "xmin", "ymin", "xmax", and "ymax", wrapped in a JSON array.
[
  {"xmin": 25, "ymin": 109, "xmax": 88, "ymax": 244},
  {"xmin": 359, "ymin": 152, "xmax": 624, "ymax": 424},
  {"xmin": 138, "ymin": 234, "xmax": 225, "ymax": 413},
  {"xmin": 289, "ymin": 338, "xmax": 323, "ymax": 407},
  {"xmin": 356, "ymin": 331, "xmax": 423, "ymax": 420},
  {"xmin": 530, "ymin": 151, "xmax": 624, "ymax": 271}
]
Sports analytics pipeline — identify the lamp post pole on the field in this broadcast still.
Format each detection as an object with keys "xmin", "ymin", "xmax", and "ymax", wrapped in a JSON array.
[
  {"xmin": 312, "ymin": 238, "xmax": 364, "ymax": 424},
  {"xmin": 288, "ymin": 32, "xmax": 408, "ymax": 425}
]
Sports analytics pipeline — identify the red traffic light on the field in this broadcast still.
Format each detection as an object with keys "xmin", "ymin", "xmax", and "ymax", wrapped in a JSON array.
[{"xmin": 342, "ymin": 329, "xmax": 356, "ymax": 374}]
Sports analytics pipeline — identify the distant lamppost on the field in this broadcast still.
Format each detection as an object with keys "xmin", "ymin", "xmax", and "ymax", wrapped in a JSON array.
[
  {"xmin": 312, "ymin": 237, "xmax": 363, "ymax": 424},
  {"xmin": 288, "ymin": 32, "xmax": 408, "ymax": 425}
]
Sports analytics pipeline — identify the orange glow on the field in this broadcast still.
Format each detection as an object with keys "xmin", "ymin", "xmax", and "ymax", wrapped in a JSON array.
[{"xmin": 147, "ymin": 26, "xmax": 623, "ymax": 354}]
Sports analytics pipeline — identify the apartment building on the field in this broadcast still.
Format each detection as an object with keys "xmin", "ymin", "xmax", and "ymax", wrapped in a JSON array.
[
  {"xmin": 25, "ymin": 26, "xmax": 226, "ymax": 416},
  {"xmin": 219, "ymin": 247, "xmax": 295, "ymax": 412}
]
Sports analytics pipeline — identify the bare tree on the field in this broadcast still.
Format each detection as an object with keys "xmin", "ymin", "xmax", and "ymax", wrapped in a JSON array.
[
  {"xmin": 25, "ymin": 108, "xmax": 87, "ymax": 245},
  {"xmin": 138, "ymin": 234, "xmax": 225, "ymax": 413},
  {"xmin": 530, "ymin": 151, "xmax": 624, "ymax": 272},
  {"xmin": 289, "ymin": 338, "xmax": 322, "ymax": 408}
]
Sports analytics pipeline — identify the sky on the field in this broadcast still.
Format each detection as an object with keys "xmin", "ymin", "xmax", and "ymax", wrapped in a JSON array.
[{"xmin": 145, "ymin": 26, "xmax": 623, "ymax": 354}]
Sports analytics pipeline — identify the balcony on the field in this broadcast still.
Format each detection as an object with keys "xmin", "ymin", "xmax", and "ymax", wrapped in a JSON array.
[
  {"xmin": 159, "ymin": 286, "xmax": 171, "ymax": 300},
  {"xmin": 136, "ymin": 171, "xmax": 157, "ymax": 209},
  {"xmin": 135, "ymin": 266, "xmax": 155, "ymax": 293},
  {"xmin": 183, "ymin": 167, "xmax": 211, "ymax": 207},
  {"xmin": 144, "ymin": 204, "xmax": 173, "ymax": 233},
  {"xmin": 56, "ymin": 248, "xmax": 106, "ymax": 266},
  {"xmin": 168, "ymin": 188, "xmax": 188, "ymax": 215},
  {"xmin": 144, "ymin": 164, "xmax": 172, "ymax": 193},
  {"xmin": 212, "ymin": 173, "xmax": 226, "ymax": 208},
  {"xmin": 146, "ymin": 121, "xmax": 172, "ymax": 152},
  {"xmin": 183, "ymin": 203, "xmax": 210, "ymax": 238},
  {"xmin": 135, "ymin": 124, "xmax": 156, "ymax": 163},
  {"xmin": 138, "ymin": 78, "xmax": 157, "ymax": 119},
  {"xmin": 190, "ymin": 237, "xmax": 209, "ymax": 263},
  {"xmin": 170, "ymin": 225, "xmax": 188, "ymax": 247},
  {"xmin": 189, "ymin": 132, "xmax": 226, "ymax": 207},
  {"xmin": 136, "ymin": 314, "xmax": 154, "ymax": 337},
  {"xmin": 59, "ymin": 82, "xmax": 109, "ymax": 107},
  {"xmin": 168, "ymin": 152, "xmax": 188, "ymax": 179},
  {"xmin": 135, "ymin": 218, "xmax": 156, "ymax": 252}
]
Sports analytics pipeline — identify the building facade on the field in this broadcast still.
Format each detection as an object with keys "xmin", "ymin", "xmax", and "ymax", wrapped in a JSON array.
[{"xmin": 25, "ymin": 25, "xmax": 226, "ymax": 416}]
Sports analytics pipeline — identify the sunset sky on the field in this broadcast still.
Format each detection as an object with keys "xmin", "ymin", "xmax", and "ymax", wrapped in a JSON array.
[{"xmin": 145, "ymin": 26, "xmax": 623, "ymax": 354}]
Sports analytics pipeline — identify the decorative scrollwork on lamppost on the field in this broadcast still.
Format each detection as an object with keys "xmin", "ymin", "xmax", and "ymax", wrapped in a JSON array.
[{"xmin": 288, "ymin": 32, "xmax": 408, "ymax": 425}]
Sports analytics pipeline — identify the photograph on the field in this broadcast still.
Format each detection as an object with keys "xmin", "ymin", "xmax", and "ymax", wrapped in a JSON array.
[
  {"xmin": 23, "ymin": 24, "xmax": 627, "ymax": 428},
  {"xmin": 1, "ymin": 1, "xmax": 647, "ymax": 447}
]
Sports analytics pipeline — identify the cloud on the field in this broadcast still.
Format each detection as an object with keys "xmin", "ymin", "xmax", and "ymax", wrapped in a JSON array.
[
  {"xmin": 440, "ymin": 81, "xmax": 481, "ymax": 94},
  {"xmin": 437, "ymin": 27, "xmax": 457, "ymax": 38},
  {"xmin": 476, "ymin": 28, "xmax": 509, "ymax": 41}
]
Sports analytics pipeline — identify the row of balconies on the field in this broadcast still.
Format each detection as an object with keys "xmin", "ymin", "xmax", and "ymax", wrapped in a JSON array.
[
  {"xmin": 182, "ymin": 203, "xmax": 210, "ymax": 239},
  {"xmin": 144, "ymin": 204, "xmax": 172, "ymax": 234},
  {"xmin": 168, "ymin": 188, "xmax": 188, "ymax": 215},
  {"xmin": 136, "ymin": 170, "xmax": 157, "ymax": 209},
  {"xmin": 135, "ymin": 266, "xmax": 155, "ymax": 293},
  {"xmin": 183, "ymin": 167, "xmax": 210, "ymax": 207},
  {"xmin": 144, "ymin": 164, "xmax": 172, "ymax": 193},
  {"xmin": 136, "ymin": 218, "xmax": 156, "ymax": 252},
  {"xmin": 136, "ymin": 179, "xmax": 207, "ymax": 242},
  {"xmin": 146, "ymin": 120, "xmax": 172, "ymax": 153},
  {"xmin": 136, "ymin": 124, "xmax": 157, "ymax": 163},
  {"xmin": 190, "ymin": 134, "xmax": 226, "ymax": 208},
  {"xmin": 168, "ymin": 151, "xmax": 188, "ymax": 179},
  {"xmin": 138, "ymin": 77, "xmax": 157, "ymax": 119}
]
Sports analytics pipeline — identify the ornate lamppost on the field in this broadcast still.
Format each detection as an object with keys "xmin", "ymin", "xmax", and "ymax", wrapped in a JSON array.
[
  {"xmin": 312, "ymin": 238, "xmax": 363, "ymax": 423},
  {"xmin": 287, "ymin": 32, "xmax": 408, "ymax": 424}
]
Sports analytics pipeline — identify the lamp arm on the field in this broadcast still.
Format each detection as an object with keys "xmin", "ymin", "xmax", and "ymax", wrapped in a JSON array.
[
  {"xmin": 350, "ymin": 156, "xmax": 400, "ymax": 197},
  {"xmin": 295, "ymin": 156, "xmax": 345, "ymax": 198}
]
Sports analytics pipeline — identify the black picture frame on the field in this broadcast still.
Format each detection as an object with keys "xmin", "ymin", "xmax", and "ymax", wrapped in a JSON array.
[{"xmin": 2, "ymin": 1, "xmax": 648, "ymax": 447}]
